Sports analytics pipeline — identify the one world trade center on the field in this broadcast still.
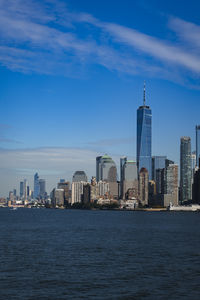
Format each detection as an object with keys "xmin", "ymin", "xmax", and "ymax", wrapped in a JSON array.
[{"xmin": 137, "ymin": 82, "xmax": 152, "ymax": 179}]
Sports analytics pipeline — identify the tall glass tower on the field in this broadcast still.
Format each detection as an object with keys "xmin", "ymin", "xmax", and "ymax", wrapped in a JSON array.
[
  {"xmin": 196, "ymin": 125, "xmax": 200, "ymax": 167},
  {"xmin": 180, "ymin": 136, "xmax": 192, "ymax": 203},
  {"xmin": 137, "ymin": 82, "xmax": 152, "ymax": 179}
]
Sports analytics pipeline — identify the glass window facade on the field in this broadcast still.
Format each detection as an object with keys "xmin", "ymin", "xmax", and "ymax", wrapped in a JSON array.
[
  {"xmin": 137, "ymin": 105, "xmax": 152, "ymax": 179},
  {"xmin": 196, "ymin": 125, "xmax": 200, "ymax": 167}
]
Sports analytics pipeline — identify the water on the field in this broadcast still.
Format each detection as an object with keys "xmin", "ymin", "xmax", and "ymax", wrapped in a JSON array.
[{"xmin": 0, "ymin": 208, "xmax": 200, "ymax": 299}]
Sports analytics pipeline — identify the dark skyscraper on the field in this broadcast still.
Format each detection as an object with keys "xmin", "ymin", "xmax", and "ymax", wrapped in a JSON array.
[
  {"xmin": 34, "ymin": 173, "xmax": 40, "ymax": 198},
  {"xmin": 196, "ymin": 125, "xmax": 200, "ymax": 167},
  {"xmin": 180, "ymin": 137, "xmax": 192, "ymax": 203},
  {"xmin": 137, "ymin": 82, "xmax": 152, "ymax": 179}
]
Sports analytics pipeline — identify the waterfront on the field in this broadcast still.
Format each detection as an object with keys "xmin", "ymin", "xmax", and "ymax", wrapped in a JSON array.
[{"xmin": 0, "ymin": 208, "xmax": 200, "ymax": 299}]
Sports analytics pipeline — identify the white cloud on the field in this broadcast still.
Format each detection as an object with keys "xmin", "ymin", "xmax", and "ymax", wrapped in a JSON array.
[{"xmin": 0, "ymin": 1, "xmax": 199, "ymax": 84}]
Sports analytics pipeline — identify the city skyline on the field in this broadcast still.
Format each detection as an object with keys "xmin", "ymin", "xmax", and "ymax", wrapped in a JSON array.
[{"xmin": 0, "ymin": 0, "xmax": 200, "ymax": 196}]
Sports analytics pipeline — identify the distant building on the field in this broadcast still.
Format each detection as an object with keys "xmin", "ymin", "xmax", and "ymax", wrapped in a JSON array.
[
  {"xmin": 192, "ymin": 163, "xmax": 200, "ymax": 204},
  {"xmin": 57, "ymin": 181, "xmax": 71, "ymax": 205},
  {"xmin": 71, "ymin": 181, "xmax": 87, "ymax": 204},
  {"xmin": 155, "ymin": 168, "xmax": 165, "ymax": 194},
  {"xmin": 59, "ymin": 179, "xmax": 65, "ymax": 183},
  {"xmin": 152, "ymin": 156, "xmax": 166, "ymax": 181},
  {"xmin": 72, "ymin": 171, "xmax": 87, "ymax": 183},
  {"xmin": 120, "ymin": 156, "xmax": 127, "ymax": 198},
  {"xmin": 23, "ymin": 179, "xmax": 27, "ymax": 199},
  {"xmin": 96, "ymin": 154, "xmax": 117, "ymax": 183},
  {"xmin": 39, "ymin": 179, "xmax": 46, "ymax": 198},
  {"xmin": 180, "ymin": 137, "xmax": 192, "ymax": 203},
  {"xmin": 191, "ymin": 152, "xmax": 196, "ymax": 179},
  {"xmin": 34, "ymin": 173, "xmax": 40, "ymax": 198},
  {"xmin": 196, "ymin": 125, "xmax": 200, "ymax": 167},
  {"xmin": 13, "ymin": 189, "xmax": 17, "ymax": 197},
  {"xmin": 122, "ymin": 160, "xmax": 138, "ymax": 199},
  {"xmin": 20, "ymin": 181, "xmax": 24, "ymax": 198},
  {"xmin": 139, "ymin": 168, "xmax": 149, "ymax": 206},
  {"xmin": 137, "ymin": 83, "xmax": 152, "ymax": 179},
  {"xmin": 98, "ymin": 181, "xmax": 109, "ymax": 198},
  {"xmin": 51, "ymin": 188, "xmax": 64, "ymax": 207},
  {"xmin": 96, "ymin": 156, "xmax": 103, "ymax": 182},
  {"xmin": 164, "ymin": 164, "xmax": 179, "ymax": 206},
  {"xmin": 83, "ymin": 183, "xmax": 91, "ymax": 204},
  {"xmin": 165, "ymin": 159, "xmax": 174, "ymax": 168}
]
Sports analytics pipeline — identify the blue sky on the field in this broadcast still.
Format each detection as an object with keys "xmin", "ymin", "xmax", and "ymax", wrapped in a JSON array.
[{"xmin": 0, "ymin": 0, "xmax": 200, "ymax": 196}]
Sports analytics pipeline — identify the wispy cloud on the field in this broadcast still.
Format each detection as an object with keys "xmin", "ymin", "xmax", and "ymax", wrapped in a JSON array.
[
  {"xmin": 0, "ymin": 123, "xmax": 22, "ymax": 144},
  {"xmin": 88, "ymin": 137, "xmax": 133, "ymax": 147},
  {"xmin": 0, "ymin": 0, "xmax": 199, "ymax": 85},
  {"xmin": 168, "ymin": 17, "xmax": 200, "ymax": 49}
]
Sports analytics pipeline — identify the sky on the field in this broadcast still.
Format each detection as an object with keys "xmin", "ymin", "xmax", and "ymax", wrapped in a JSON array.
[{"xmin": 0, "ymin": 0, "xmax": 200, "ymax": 197}]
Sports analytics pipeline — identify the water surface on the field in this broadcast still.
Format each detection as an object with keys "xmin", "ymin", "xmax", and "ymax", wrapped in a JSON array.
[{"xmin": 0, "ymin": 208, "xmax": 200, "ymax": 299}]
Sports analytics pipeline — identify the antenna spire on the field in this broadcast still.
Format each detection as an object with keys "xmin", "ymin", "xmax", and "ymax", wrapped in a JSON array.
[{"xmin": 143, "ymin": 81, "xmax": 146, "ymax": 106}]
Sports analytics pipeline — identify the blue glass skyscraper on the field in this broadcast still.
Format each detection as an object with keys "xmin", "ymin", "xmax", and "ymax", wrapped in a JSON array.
[
  {"xmin": 137, "ymin": 83, "xmax": 152, "ymax": 179},
  {"xmin": 196, "ymin": 125, "xmax": 200, "ymax": 167}
]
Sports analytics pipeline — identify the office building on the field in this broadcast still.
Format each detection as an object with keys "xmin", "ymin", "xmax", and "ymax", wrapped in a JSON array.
[
  {"xmin": 192, "ymin": 160, "xmax": 200, "ymax": 203},
  {"xmin": 139, "ymin": 167, "xmax": 149, "ymax": 206},
  {"xmin": 39, "ymin": 179, "xmax": 46, "ymax": 198},
  {"xmin": 96, "ymin": 156, "xmax": 102, "ymax": 182},
  {"xmin": 164, "ymin": 164, "xmax": 179, "ymax": 206},
  {"xmin": 98, "ymin": 181, "xmax": 109, "ymax": 198},
  {"xmin": 96, "ymin": 154, "xmax": 117, "ymax": 183},
  {"xmin": 137, "ymin": 83, "xmax": 152, "ymax": 179},
  {"xmin": 155, "ymin": 168, "xmax": 165, "ymax": 194},
  {"xmin": 120, "ymin": 156, "xmax": 127, "ymax": 198},
  {"xmin": 71, "ymin": 181, "xmax": 87, "ymax": 204},
  {"xmin": 23, "ymin": 179, "xmax": 27, "ymax": 199},
  {"xmin": 34, "ymin": 173, "xmax": 40, "ymax": 198},
  {"xmin": 51, "ymin": 188, "xmax": 64, "ymax": 207},
  {"xmin": 72, "ymin": 171, "xmax": 88, "ymax": 182},
  {"xmin": 152, "ymin": 156, "xmax": 166, "ymax": 181},
  {"xmin": 83, "ymin": 184, "xmax": 91, "ymax": 204},
  {"xmin": 20, "ymin": 181, "xmax": 24, "ymax": 198},
  {"xmin": 122, "ymin": 160, "xmax": 138, "ymax": 199},
  {"xmin": 191, "ymin": 152, "xmax": 196, "ymax": 178},
  {"xmin": 196, "ymin": 125, "xmax": 200, "ymax": 167},
  {"xmin": 57, "ymin": 181, "xmax": 71, "ymax": 205},
  {"xmin": 180, "ymin": 137, "xmax": 192, "ymax": 203}
]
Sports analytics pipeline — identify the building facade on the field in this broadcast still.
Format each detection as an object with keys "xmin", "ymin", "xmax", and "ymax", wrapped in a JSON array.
[
  {"xmin": 180, "ymin": 137, "xmax": 192, "ymax": 203},
  {"xmin": 137, "ymin": 84, "xmax": 152, "ymax": 179},
  {"xmin": 196, "ymin": 125, "xmax": 200, "ymax": 167},
  {"xmin": 72, "ymin": 171, "xmax": 88, "ymax": 183},
  {"xmin": 164, "ymin": 164, "xmax": 179, "ymax": 206},
  {"xmin": 96, "ymin": 154, "xmax": 117, "ymax": 183},
  {"xmin": 34, "ymin": 173, "xmax": 40, "ymax": 198},
  {"xmin": 122, "ymin": 160, "xmax": 138, "ymax": 199},
  {"xmin": 139, "ymin": 167, "xmax": 149, "ymax": 206}
]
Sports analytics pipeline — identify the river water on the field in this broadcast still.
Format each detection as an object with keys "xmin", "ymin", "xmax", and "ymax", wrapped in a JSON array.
[{"xmin": 0, "ymin": 208, "xmax": 200, "ymax": 299}]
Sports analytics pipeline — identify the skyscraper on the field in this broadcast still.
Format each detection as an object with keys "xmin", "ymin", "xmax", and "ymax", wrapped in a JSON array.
[
  {"xmin": 96, "ymin": 156, "xmax": 102, "ymax": 182},
  {"xmin": 137, "ymin": 83, "xmax": 152, "ymax": 179},
  {"xmin": 139, "ymin": 167, "xmax": 149, "ymax": 206},
  {"xmin": 34, "ymin": 173, "xmax": 40, "ymax": 198},
  {"xmin": 122, "ymin": 160, "xmax": 138, "ymax": 199},
  {"xmin": 120, "ymin": 156, "xmax": 127, "ymax": 198},
  {"xmin": 20, "ymin": 181, "xmax": 24, "ymax": 198},
  {"xmin": 39, "ymin": 179, "xmax": 46, "ymax": 198},
  {"xmin": 180, "ymin": 137, "xmax": 192, "ymax": 203},
  {"xmin": 72, "ymin": 171, "xmax": 88, "ymax": 182},
  {"xmin": 96, "ymin": 154, "xmax": 117, "ymax": 182},
  {"xmin": 164, "ymin": 164, "xmax": 179, "ymax": 206},
  {"xmin": 196, "ymin": 125, "xmax": 200, "ymax": 167},
  {"xmin": 152, "ymin": 156, "xmax": 166, "ymax": 181}
]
